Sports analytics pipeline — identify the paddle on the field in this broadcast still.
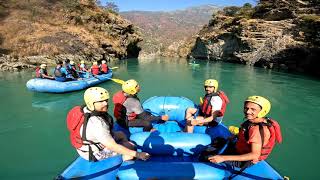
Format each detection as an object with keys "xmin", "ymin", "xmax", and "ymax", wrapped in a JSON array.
[
  {"xmin": 91, "ymin": 75, "xmax": 125, "ymax": 85},
  {"xmin": 110, "ymin": 78, "xmax": 125, "ymax": 84},
  {"xmin": 109, "ymin": 67, "xmax": 119, "ymax": 70}
]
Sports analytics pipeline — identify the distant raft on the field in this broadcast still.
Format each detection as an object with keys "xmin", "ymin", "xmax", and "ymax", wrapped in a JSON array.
[
  {"xmin": 26, "ymin": 70, "xmax": 112, "ymax": 93},
  {"xmin": 57, "ymin": 96, "xmax": 284, "ymax": 180}
]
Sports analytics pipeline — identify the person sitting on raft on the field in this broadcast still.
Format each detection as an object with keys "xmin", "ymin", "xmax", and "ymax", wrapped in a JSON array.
[
  {"xmin": 185, "ymin": 79, "xmax": 229, "ymax": 133},
  {"xmin": 90, "ymin": 61, "xmax": 100, "ymax": 75},
  {"xmin": 100, "ymin": 60, "xmax": 109, "ymax": 74},
  {"xmin": 79, "ymin": 60, "xmax": 89, "ymax": 72},
  {"xmin": 113, "ymin": 79, "xmax": 169, "ymax": 131},
  {"xmin": 207, "ymin": 96, "xmax": 282, "ymax": 168},
  {"xmin": 53, "ymin": 61, "xmax": 68, "ymax": 82},
  {"xmin": 64, "ymin": 59, "xmax": 77, "ymax": 80},
  {"xmin": 36, "ymin": 64, "xmax": 54, "ymax": 80},
  {"xmin": 66, "ymin": 87, "xmax": 150, "ymax": 162},
  {"xmin": 69, "ymin": 60, "xmax": 79, "ymax": 79}
]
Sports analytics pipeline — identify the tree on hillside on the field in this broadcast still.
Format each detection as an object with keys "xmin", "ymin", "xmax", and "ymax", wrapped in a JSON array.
[
  {"xmin": 223, "ymin": 6, "xmax": 241, "ymax": 16},
  {"xmin": 243, "ymin": 3, "xmax": 253, "ymax": 8},
  {"xmin": 104, "ymin": 2, "xmax": 119, "ymax": 13}
]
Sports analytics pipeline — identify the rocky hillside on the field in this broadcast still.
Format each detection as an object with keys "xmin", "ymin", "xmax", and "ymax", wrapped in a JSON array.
[
  {"xmin": 0, "ymin": 0, "xmax": 142, "ymax": 71},
  {"xmin": 121, "ymin": 5, "xmax": 220, "ymax": 58},
  {"xmin": 182, "ymin": 0, "xmax": 320, "ymax": 77}
]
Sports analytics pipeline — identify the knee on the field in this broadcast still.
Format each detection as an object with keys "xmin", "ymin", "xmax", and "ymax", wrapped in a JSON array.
[
  {"xmin": 187, "ymin": 107, "xmax": 197, "ymax": 114},
  {"xmin": 142, "ymin": 121, "xmax": 152, "ymax": 131}
]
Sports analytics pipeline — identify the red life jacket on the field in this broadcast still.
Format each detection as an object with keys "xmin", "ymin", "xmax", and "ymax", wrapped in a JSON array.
[
  {"xmin": 112, "ymin": 91, "xmax": 137, "ymax": 122},
  {"xmin": 91, "ymin": 65, "xmax": 100, "ymax": 75},
  {"xmin": 237, "ymin": 118, "xmax": 282, "ymax": 161},
  {"xmin": 101, "ymin": 64, "xmax": 108, "ymax": 73},
  {"xmin": 66, "ymin": 106, "xmax": 107, "ymax": 162},
  {"xmin": 35, "ymin": 67, "xmax": 41, "ymax": 78},
  {"xmin": 201, "ymin": 91, "xmax": 229, "ymax": 117},
  {"xmin": 66, "ymin": 106, "xmax": 91, "ymax": 149}
]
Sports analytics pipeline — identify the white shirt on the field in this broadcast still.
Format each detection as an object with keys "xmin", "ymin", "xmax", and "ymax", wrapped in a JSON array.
[
  {"xmin": 210, "ymin": 95, "xmax": 223, "ymax": 123},
  {"xmin": 76, "ymin": 107, "xmax": 117, "ymax": 160}
]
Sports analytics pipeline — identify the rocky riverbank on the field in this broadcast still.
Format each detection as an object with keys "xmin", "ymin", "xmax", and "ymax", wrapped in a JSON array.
[
  {"xmin": 0, "ymin": 0, "xmax": 142, "ymax": 71},
  {"xmin": 180, "ymin": 0, "xmax": 320, "ymax": 77}
]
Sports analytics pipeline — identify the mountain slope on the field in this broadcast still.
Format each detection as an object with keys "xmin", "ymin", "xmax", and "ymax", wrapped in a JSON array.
[
  {"xmin": 121, "ymin": 5, "xmax": 220, "ymax": 58},
  {"xmin": 0, "ymin": 0, "xmax": 141, "ymax": 71}
]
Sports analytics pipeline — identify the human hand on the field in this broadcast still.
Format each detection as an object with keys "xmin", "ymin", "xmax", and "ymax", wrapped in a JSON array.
[
  {"xmin": 191, "ymin": 119, "xmax": 199, "ymax": 126},
  {"xmin": 161, "ymin": 115, "xmax": 169, "ymax": 121},
  {"xmin": 193, "ymin": 116, "xmax": 204, "ymax": 125},
  {"xmin": 208, "ymin": 155, "xmax": 225, "ymax": 163},
  {"xmin": 135, "ymin": 152, "xmax": 150, "ymax": 161}
]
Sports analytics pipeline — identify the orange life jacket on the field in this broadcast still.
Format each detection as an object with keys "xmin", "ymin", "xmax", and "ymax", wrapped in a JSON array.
[
  {"xmin": 101, "ymin": 64, "xmax": 108, "ymax": 73},
  {"xmin": 236, "ymin": 118, "xmax": 282, "ymax": 161},
  {"xmin": 91, "ymin": 65, "xmax": 100, "ymax": 75},
  {"xmin": 201, "ymin": 91, "xmax": 229, "ymax": 117}
]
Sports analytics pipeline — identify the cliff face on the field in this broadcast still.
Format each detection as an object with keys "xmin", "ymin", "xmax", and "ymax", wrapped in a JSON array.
[
  {"xmin": 0, "ymin": 0, "xmax": 142, "ymax": 71},
  {"xmin": 184, "ymin": 0, "xmax": 320, "ymax": 77}
]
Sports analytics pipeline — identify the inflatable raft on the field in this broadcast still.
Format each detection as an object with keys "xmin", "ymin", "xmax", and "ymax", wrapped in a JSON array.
[
  {"xmin": 26, "ymin": 71, "xmax": 112, "ymax": 93},
  {"xmin": 57, "ymin": 96, "xmax": 283, "ymax": 179}
]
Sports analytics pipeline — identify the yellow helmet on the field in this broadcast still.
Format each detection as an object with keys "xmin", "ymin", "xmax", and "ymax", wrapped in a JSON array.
[
  {"xmin": 70, "ymin": 60, "xmax": 75, "ymax": 65},
  {"xmin": 93, "ymin": 62, "xmax": 98, "ymax": 65},
  {"xmin": 204, "ymin": 79, "xmax": 218, "ymax": 92},
  {"xmin": 84, "ymin": 87, "xmax": 109, "ymax": 111},
  {"xmin": 102, "ymin": 60, "xmax": 106, "ymax": 64},
  {"xmin": 40, "ymin": 64, "xmax": 47, "ymax": 69},
  {"xmin": 122, "ymin": 79, "xmax": 139, "ymax": 95},
  {"xmin": 245, "ymin": 96, "xmax": 271, "ymax": 118},
  {"xmin": 80, "ymin": 60, "xmax": 85, "ymax": 64}
]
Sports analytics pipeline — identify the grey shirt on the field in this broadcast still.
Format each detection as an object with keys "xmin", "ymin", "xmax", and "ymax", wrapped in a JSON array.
[{"xmin": 123, "ymin": 96, "xmax": 144, "ymax": 116}]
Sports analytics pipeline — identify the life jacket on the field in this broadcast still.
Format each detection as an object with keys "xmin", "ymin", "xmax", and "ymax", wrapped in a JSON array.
[
  {"xmin": 54, "ymin": 67, "xmax": 66, "ymax": 77},
  {"xmin": 66, "ymin": 64, "xmax": 72, "ymax": 73},
  {"xmin": 200, "ymin": 90, "xmax": 229, "ymax": 117},
  {"xmin": 70, "ymin": 66, "xmax": 79, "ymax": 78},
  {"xmin": 101, "ymin": 64, "xmax": 108, "ymax": 73},
  {"xmin": 66, "ymin": 106, "xmax": 114, "ymax": 161},
  {"xmin": 237, "ymin": 118, "xmax": 282, "ymax": 161},
  {"xmin": 35, "ymin": 67, "xmax": 41, "ymax": 78},
  {"xmin": 91, "ymin": 65, "xmax": 100, "ymax": 75},
  {"xmin": 112, "ymin": 91, "xmax": 138, "ymax": 124}
]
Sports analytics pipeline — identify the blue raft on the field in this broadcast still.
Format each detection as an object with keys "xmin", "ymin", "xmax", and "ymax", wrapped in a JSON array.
[
  {"xmin": 26, "ymin": 70, "xmax": 112, "ymax": 93},
  {"xmin": 58, "ymin": 96, "xmax": 283, "ymax": 180}
]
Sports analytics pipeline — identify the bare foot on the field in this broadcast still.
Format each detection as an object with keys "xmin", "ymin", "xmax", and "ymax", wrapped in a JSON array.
[{"xmin": 150, "ymin": 128, "xmax": 157, "ymax": 132}]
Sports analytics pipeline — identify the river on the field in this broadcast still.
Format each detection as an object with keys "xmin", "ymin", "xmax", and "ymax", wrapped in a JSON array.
[{"xmin": 0, "ymin": 58, "xmax": 319, "ymax": 179}]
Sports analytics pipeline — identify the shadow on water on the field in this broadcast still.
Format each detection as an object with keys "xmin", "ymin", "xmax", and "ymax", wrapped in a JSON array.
[{"xmin": 31, "ymin": 91, "xmax": 84, "ymax": 111}]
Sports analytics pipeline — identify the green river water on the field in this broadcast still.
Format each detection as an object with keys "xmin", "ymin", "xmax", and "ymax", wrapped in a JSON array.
[{"xmin": 0, "ymin": 58, "xmax": 319, "ymax": 179}]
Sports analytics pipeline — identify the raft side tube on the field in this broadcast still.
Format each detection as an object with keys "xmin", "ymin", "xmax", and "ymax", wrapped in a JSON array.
[
  {"xmin": 57, "ymin": 155, "xmax": 122, "ymax": 180},
  {"xmin": 143, "ymin": 96, "xmax": 196, "ymax": 127},
  {"xmin": 130, "ymin": 132, "xmax": 211, "ymax": 156}
]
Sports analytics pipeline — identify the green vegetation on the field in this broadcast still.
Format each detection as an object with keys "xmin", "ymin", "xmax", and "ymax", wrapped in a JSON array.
[
  {"xmin": 300, "ymin": 14, "xmax": 320, "ymax": 22},
  {"xmin": 222, "ymin": 3, "xmax": 254, "ymax": 19},
  {"xmin": 103, "ymin": 2, "xmax": 119, "ymax": 14}
]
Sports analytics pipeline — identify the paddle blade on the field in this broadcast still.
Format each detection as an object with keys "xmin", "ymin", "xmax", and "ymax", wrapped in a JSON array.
[
  {"xmin": 111, "ymin": 78, "xmax": 125, "ymax": 85},
  {"xmin": 199, "ymin": 97, "xmax": 203, "ymax": 105},
  {"xmin": 110, "ymin": 67, "xmax": 119, "ymax": 70}
]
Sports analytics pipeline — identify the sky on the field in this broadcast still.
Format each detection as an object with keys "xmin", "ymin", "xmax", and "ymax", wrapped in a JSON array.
[{"xmin": 101, "ymin": 0, "xmax": 257, "ymax": 12}]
